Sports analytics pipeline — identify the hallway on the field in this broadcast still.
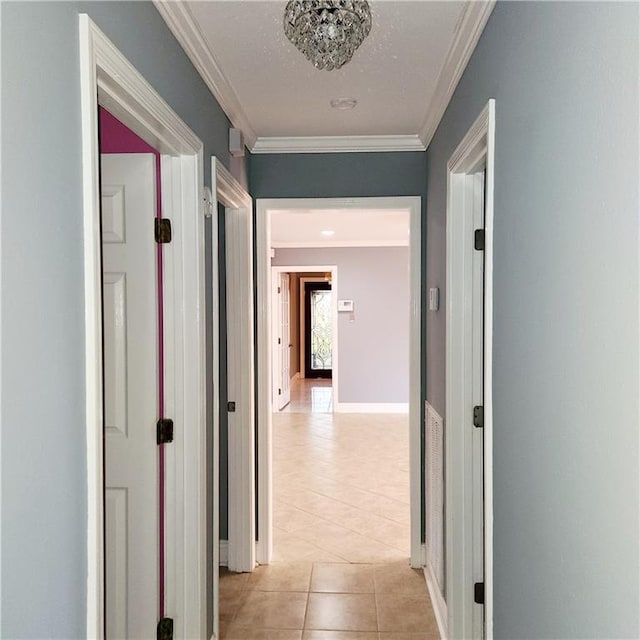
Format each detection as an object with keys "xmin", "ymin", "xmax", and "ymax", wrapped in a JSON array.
[
  {"xmin": 218, "ymin": 379, "xmax": 438, "ymax": 639},
  {"xmin": 272, "ymin": 383, "xmax": 411, "ymax": 562}
]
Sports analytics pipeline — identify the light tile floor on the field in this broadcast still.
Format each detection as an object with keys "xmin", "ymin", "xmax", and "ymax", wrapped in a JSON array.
[
  {"xmin": 272, "ymin": 409, "xmax": 410, "ymax": 563},
  {"xmin": 219, "ymin": 379, "xmax": 438, "ymax": 639},
  {"xmin": 279, "ymin": 378, "xmax": 333, "ymax": 413},
  {"xmin": 220, "ymin": 561, "xmax": 440, "ymax": 639}
]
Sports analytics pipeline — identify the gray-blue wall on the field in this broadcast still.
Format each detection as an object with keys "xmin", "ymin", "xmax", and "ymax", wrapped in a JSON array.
[
  {"xmin": 1, "ymin": 2, "xmax": 240, "ymax": 636},
  {"xmin": 250, "ymin": 151, "xmax": 428, "ymax": 541},
  {"xmin": 250, "ymin": 151, "xmax": 428, "ymax": 404},
  {"xmin": 273, "ymin": 246, "xmax": 410, "ymax": 404},
  {"xmin": 426, "ymin": 2, "xmax": 639, "ymax": 637}
]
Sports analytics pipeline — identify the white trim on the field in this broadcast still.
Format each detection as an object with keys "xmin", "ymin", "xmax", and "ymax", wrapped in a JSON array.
[
  {"xmin": 271, "ymin": 240, "xmax": 409, "ymax": 249},
  {"xmin": 424, "ymin": 565, "xmax": 449, "ymax": 640},
  {"xmin": 334, "ymin": 403, "xmax": 409, "ymax": 414},
  {"xmin": 419, "ymin": 1, "xmax": 496, "ymax": 148},
  {"xmin": 483, "ymin": 100, "xmax": 496, "ymax": 640},
  {"xmin": 445, "ymin": 100, "xmax": 495, "ymax": 639},
  {"xmin": 408, "ymin": 191, "xmax": 423, "ymax": 570},
  {"xmin": 206, "ymin": 179, "xmax": 221, "ymax": 640},
  {"xmin": 256, "ymin": 197, "xmax": 422, "ymax": 569},
  {"xmin": 152, "ymin": 1, "xmax": 257, "ymax": 149},
  {"xmin": 80, "ymin": 16, "xmax": 206, "ymax": 640},
  {"xmin": 219, "ymin": 541, "xmax": 229, "ymax": 568},
  {"xmin": 251, "ymin": 134, "xmax": 425, "ymax": 154},
  {"xmin": 214, "ymin": 159, "xmax": 255, "ymax": 573}
]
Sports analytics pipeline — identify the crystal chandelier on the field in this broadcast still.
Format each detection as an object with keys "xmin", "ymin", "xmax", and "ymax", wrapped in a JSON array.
[{"xmin": 283, "ymin": 1, "xmax": 372, "ymax": 71}]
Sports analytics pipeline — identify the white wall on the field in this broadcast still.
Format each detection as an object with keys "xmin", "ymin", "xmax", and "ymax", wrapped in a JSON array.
[{"xmin": 273, "ymin": 247, "xmax": 409, "ymax": 405}]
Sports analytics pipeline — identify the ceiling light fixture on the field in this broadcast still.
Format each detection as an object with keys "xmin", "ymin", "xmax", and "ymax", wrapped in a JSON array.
[
  {"xmin": 321, "ymin": 230, "xmax": 335, "ymax": 236},
  {"xmin": 283, "ymin": 1, "xmax": 372, "ymax": 71},
  {"xmin": 330, "ymin": 97, "xmax": 358, "ymax": 110}
]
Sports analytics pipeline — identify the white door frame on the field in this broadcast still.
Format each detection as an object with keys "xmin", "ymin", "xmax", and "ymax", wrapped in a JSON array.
[
  {"xmin": 445, "ymin": 99, "xmax": 495, "ymax": 639},
  {"xmin": 271, "ymin": 266, "xmax": 338, "ymax": 409},
  {"xmin": 214, "ymin": 159, "xmax": 255, "ymax": 574},
  {"xmin": 255, "ymin": 196, "xmax": 422, "ymax": 567},
  {"xmin": 80, "ymin": 16, "xmax": 206, "ymax": 639}
]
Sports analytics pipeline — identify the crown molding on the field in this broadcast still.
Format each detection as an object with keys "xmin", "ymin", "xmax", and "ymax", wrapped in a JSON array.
[
  {"xmin": 154, "ymin": 0, "xmax": 494, "ymax": 155},
  {"xmin": 153, "ymin": 0, "xmax": 258, "ymax": 149},
  {"xmin": 419, "ymin": 0, "xmax": 496, "ymax": 149},
  {"xmin": 251, "ymin": 134, "xmax": 426, "ymax": 154}
]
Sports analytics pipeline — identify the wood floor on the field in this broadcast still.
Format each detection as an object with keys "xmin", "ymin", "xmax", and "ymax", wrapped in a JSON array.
[{"xmin": 219, "ymin": 378, "xmax": 438, "ymax": 639}]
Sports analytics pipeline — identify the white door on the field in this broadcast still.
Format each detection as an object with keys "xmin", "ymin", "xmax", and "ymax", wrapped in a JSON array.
[
  {"xmin": 271, "ymin": 274, "xmax": 280, "ymax": 408},
  {"xmin": 101, "ymin": 153, "xmax": 158, "ymax": 639},
  {"xmin": 279, "ymin": 273, "xmax": 291, "ymax": 409},
  {"xmin": 271, "ymin": 272, "xmax": 292, "ymax": 410},
  {"xmin": 224, "ymin": 199, "xmax": 256, "ymax": 572}
]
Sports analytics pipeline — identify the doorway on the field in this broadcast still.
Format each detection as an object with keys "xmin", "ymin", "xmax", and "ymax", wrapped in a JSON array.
[
  {"xmin": 217, "ymin": 199, "xmax": 436, "ymax": 638},
  {"xmin": 80, "ymin": 16, "xmax": 207, "ymax": 639},
  {"xmin": 304, "ymin": 281, "xmax": 333, "ymax": 379},
  {"xmin": 252, "ymin": 197, "xmax": 422, "ymax": 567},
  {"xmin": 441, "ymin": 99, "xmax": 495, "ymax": 639}
]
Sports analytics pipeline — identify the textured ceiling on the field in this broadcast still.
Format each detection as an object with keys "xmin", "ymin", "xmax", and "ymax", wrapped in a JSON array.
[
  {"xmin": 185, "ymin": 1, "xmax": 466, "ymax": 139},
  {"xmin": 270, "ymin": 208, "xmax": 410, "ymax": 247}
]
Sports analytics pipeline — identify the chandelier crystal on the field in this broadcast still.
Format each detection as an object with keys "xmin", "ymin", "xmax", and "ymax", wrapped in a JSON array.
[{"xmin": 283, "ymin": 0, "xmax": 372, "ymax": 71}]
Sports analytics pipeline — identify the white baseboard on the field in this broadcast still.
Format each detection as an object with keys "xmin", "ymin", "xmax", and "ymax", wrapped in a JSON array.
[
  {"xmin": 334, "ymin": 402, "xmax": 409, "ymax": 414},
  {"xmin": 219, "ymin": 540, "xmax": 228, "ymax": 567},
  {"xmin": 424, "ymin": 563, "xmax": 448, "ymax": 639}
]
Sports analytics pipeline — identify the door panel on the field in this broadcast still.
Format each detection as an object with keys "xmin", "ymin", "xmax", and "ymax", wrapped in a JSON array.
[
  {"xmin": 105, "ymin": 488, "xmax": 128, "ymax": 640},
  {"xmin": 103, "ymin": 272, "xmax": 128, "ymax": 437},
  {"xmin": 102, "ymin": 153, "xmax": 158, "ymax": 639}
]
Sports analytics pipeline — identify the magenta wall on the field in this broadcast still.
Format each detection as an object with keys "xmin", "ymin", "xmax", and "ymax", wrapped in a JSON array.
[{"xmin": 99, "ymin": 107, "xmax": 157, "ymax": 154}]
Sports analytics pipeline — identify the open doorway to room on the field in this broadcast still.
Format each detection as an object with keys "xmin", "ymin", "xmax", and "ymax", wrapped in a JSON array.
[
  {"xmin": 266, "ymin": 206, "xmax": 414, "ymax": 566},
  {"xmin": 272, "ymin": 267, "xmax": 337, "ymax": 413},
  {"xmin": 216, "ymin": 195, "xmax": 437, "ymax": 640}
]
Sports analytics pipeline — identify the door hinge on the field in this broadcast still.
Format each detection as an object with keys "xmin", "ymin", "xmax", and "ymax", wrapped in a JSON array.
[
  {"xmin": 227, "ymin": 401, "xmax": 236, "ymax": 412},
  {"xmin": 474, "ymin": 582, "xmax": 485, "ymax": 605},
  {"xmin": 278, "ymin": 388, "xmax": 282, "ymax": 395},
  {"xmin": 473, "ymin": 405, "xmax": 484, "ymax": 428},
  {"xmin": 157, "ymin": 418, "xmax": 174, "ymax": 445},
  {"xmin": 155, "ymin": 218, "xmax": 172, "ymax": 244},
  {"xmin": 278, "ymin": 286, "xmax": 281, "ymax": 294},
  {"xmin": 278, "ymin": 338, "xmax": 281, "ymax": 345},
  {"xmin": 474, "ymin": 229, "xmax": 485, "ymax": 251},
  {"xmin": 157, "ymin": 617, "xmax": 174, "ymax": 640}
]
